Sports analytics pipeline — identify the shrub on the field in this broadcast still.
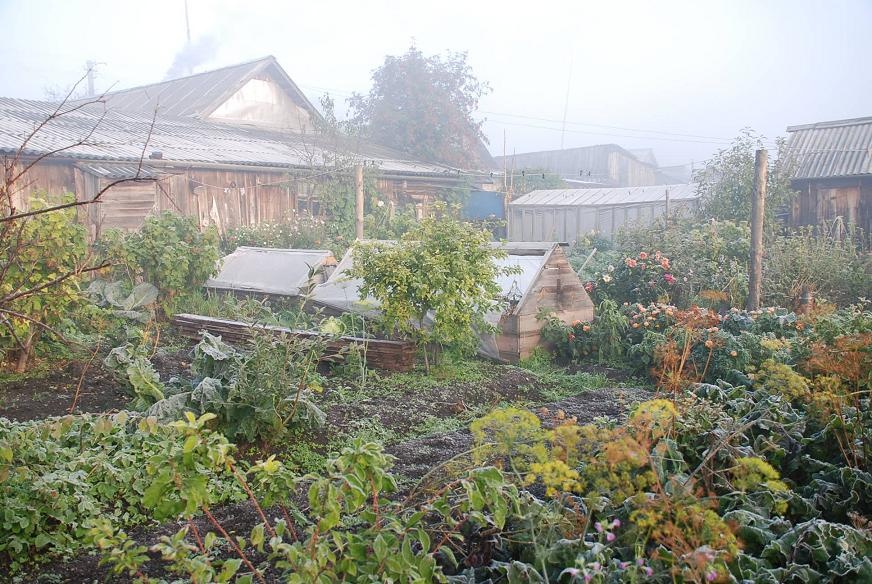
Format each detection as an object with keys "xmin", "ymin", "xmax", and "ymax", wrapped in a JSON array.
[
  {"xmin": 143, "ymin": 332, "xmax": 326, "ymax": 443},
  {"xmin": 101, "ymin": 212, "xmax": 220, "ymax": 300},
  {"xmin": 616, "ymin": 218, "xmax": 750, "ymax": 308},
  {"xmin": 0, "ymin": 196, "xmax": 88, "ymax": 371},
  {"xmin": 351, "ymin": 212, "xmax": 514, "ymax": 368},
  {"xmin": 587, "ymin": 250, "xmax": 678, "ymax": 305},
  {"xmin": 221, "ymin": 210, "xmax": 332, "ymax": 253}
]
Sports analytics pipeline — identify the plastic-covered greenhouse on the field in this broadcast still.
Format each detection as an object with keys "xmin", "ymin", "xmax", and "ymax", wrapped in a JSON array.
[
  {"xmin": 309, "ymin": 242, "xmax": 593, "ymax": 362},
  {"xmin": 205, "ymin": 247, "xmax": 336, "ymax": 297}
]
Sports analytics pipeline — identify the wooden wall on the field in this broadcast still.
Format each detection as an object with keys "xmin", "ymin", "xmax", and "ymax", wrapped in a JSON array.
[
  {"xmin": 13, "ymin": 159, "xmax": 460, "ymax": 241},
  {"xmin": 791, "ymin": 178, "xmax": 872, "ymax": 234},
  {"xmin": 496, "ymin": 246, "xmax": 594, "ymax": 363}
]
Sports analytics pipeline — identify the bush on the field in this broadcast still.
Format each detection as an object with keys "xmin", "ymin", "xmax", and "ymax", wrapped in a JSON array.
[
  {"xmin": 0, "ymin": 196, "xmax": 88, "ymax": 371},
  {"xmin": 616, "ymin": 218, "xmax": 750, "ymax": 308},
  {"xmin": 100, "ymin": 212, "xmax": 220, "ymax": 300},
  {"xmin": 142, "ymin": 332, "xmax": 326, "ymax": 443},
  {"xmin": 585, "ymin": 249, "xmax": 678, "ymax": 306},
  {"xmin": 351, "ymin": 212, "xmax": 514, "ymax": 367},
  {"xmin": 221, "ymin": 210, "xmax": 333, "ymax": 253}
]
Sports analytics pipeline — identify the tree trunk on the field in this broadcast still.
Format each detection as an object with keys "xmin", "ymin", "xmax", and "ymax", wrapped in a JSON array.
[{"xmin": 14, "ymin": 331, "xmax": 35, "ymax": 373}]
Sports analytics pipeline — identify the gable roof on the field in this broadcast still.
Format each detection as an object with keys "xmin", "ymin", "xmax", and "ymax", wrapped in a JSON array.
[
  {"xmin": 785, "ymin": 116, "xmax": 872, "ymax": 180},
  {"xmin": 88, "ymin": 56, "xmax": 321, "ymax": 122}
]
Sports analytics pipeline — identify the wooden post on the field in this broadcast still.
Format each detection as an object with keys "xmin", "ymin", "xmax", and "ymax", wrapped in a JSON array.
[
  {"xmin": 747, "ymin": 149, "xmax": 767, "ymax": 311},
  {"xmin": 354, "ymin": 164, "xmax": 364, "ymax": 240},
  {"xmin": 664, "ymin": 187, "xmax": 670, "ymax": 229}
]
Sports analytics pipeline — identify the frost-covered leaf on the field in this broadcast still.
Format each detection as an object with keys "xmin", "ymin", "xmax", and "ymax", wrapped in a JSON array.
[{"xmin": 145, "ymin": 392, "xmax": 191, "ymax": 420}]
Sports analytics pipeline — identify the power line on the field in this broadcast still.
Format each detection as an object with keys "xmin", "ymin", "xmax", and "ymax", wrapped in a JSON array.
[{"xmin": 482, "ymin": 110, "xmax": 743, "ymax": 143}]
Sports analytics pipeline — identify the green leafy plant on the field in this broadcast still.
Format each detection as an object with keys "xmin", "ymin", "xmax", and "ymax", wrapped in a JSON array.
[
  {"xmin": 351, "ymin": 211, "xmax": 515, "ymax": 370},
  {"xmin": 145, "ymin": 332, "xmax": 327, "ymax": 443},
  {"xmin": 101, "ymin": 212, "xmax": 220, "ymax": 301},
  {"xmin": 0, "ymin": 196, "xmax": 89, "ymax": 371}
]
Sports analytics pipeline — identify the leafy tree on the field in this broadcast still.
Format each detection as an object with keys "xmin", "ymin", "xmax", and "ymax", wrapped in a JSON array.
[
  {"xmin": 694, "ymin": 129, "xmax": 796, "ymax": 223},
  {"xmin": 0, "ymin": 196, "xmax": 88, "ymax": 371},
  {"xmin": 349, "ymin": 46, "xmax": 490, "ymax": 168},
  {"xmin": 350, "ymin": 211, "xmax": 513, "ymax": 370}
]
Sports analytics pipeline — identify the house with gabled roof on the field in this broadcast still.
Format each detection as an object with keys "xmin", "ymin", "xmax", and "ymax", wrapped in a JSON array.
[{"xmin": 0, "ymin": 56, "xmax": 492, "ymax": 239}]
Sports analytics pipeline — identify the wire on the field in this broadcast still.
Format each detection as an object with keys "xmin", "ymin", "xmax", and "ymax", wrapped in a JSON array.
[{"xmin": 482, "ymin": 110, "xmax": 740, "ymax": 143}]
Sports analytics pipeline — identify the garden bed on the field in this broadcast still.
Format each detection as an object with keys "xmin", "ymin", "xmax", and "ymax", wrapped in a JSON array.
[{"xmin": 22, "ymin": 384, "xmax": 651, "ymax": 583}]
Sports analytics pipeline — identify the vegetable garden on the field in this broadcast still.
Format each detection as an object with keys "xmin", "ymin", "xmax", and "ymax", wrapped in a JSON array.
[{"xmin": 1, "ymin": 195, "xmax": 871, "ymax": 583}]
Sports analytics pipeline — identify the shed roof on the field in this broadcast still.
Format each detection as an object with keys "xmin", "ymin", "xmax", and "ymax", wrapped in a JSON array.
[
  {"xmin": 785, "ymin": 116, "xmax": 872, "ymax": 180},
  {"xmin": 510, "ymin": 183, "xmax": 697, "ymax": 207},
  {"xmin": 205, "ymin": 247, "xmax": 335, "ymax": 296},
  {"xmin": 79, "ymin": 56, "xmax": 319, "ymax": 122},
  {"xmin": 0, "ymin": 97, "xmax": 463, "ymax": 177}
]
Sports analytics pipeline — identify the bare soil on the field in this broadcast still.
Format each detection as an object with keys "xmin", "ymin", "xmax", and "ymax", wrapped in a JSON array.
[{"xmin": 0, "ymin": 349, "xmax": 192, "ymax": 422}]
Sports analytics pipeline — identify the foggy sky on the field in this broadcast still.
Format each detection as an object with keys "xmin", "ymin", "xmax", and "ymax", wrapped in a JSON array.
[{"xmin": 1, "ymin": 0, "xmax": 870, "ymax": 167}]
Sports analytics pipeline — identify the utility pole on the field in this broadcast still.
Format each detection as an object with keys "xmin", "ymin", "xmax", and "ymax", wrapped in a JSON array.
[
  {"xmin": 86, "ymin": 60, "xmax": 96, "ymax": 97},
  {"xmin": 747, "ymin": 149, "xmax": 767, "ymax": 311},
  {"xmin": 355, "ymin": 164, "xmax": 364, "ymax": 240}
]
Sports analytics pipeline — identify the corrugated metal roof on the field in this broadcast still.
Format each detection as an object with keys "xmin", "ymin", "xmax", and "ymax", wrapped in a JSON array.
[
  {"xmin": 76, "ymin": 162, "xmax": 162, "ymax": 179},
  {"xmin": 206, "ymin": 247, "xmax": 335, "ymax": 296},
  {"xmin": 77, "ymin": 56, "xmax": 318, "ymax": 121},
  {"xmin": 0, "ymin": 97, "xmax": 460, "ymax": 176},
  {"xmin": 785, "ymin": 116, "xmax": 872, "ymax": 179},
  {"xmin": 510, "ymin": 184, "xmax": 697, "ymax": 207}
]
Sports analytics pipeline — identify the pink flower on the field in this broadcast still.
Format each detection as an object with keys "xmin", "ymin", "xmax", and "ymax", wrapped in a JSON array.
[
  {"xmin": 612, "ymin": 519, "xmax": 621, "ymax": 528},
  {"xmin": 606, "ymin": 532, "xmax": 616, "ymax": 542},
  {"xmin": 706, "ymin": 570, "xmax": 718, "ymax": 581},
  {"xmin": 639, "ymin": 251, "xmax": 649, "ymax": 260},
  {"xmin": 594, "ymin": 521, "xmax": 603, "ymax": 533},
  {"xmin": 625, "ymin": 258, "xmax": 638, "ymax": 268},
  {"xmin": 663, "ymin": 273, "xmax": 676, "ymax": 284},
  {"xmin": 644, "ymin": 566, "xmax": 654, "ymax": 576}
]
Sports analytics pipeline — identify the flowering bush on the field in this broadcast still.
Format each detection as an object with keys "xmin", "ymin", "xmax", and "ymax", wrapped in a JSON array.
[
  {"xmin": 586, "ymin": 250, "xmax": 678, "ymax": 305},
  {"xmin": 222, "ymin": 210, "xmax": 341, "ymax": 254}
]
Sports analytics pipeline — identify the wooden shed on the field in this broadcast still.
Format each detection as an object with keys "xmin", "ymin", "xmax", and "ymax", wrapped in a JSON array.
[
  {"xmin": 508, "ymin": 184, "xmax": 699, "ymax": 241},
  {"xmin": 784, "ymin": 116, "xmax": 872, "ymax": 234},
  {"xmin": 309, "ymin": 242, "xmax": 594, "ymax": 363}
]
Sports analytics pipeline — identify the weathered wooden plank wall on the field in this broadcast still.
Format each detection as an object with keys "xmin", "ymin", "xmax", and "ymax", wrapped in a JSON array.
[{"xmin": 14, "ymin": 159, "xmax": 459, "ymax": 240}]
